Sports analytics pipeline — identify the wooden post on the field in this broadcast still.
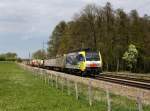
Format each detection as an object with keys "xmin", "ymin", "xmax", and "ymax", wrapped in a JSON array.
[
  {"xmin": 41, "ymin": 70, "xmax": 43, "ymax": 81},
  {"xmin": 88, "ymin": 79, "xmax": 92, "ymax": 106},
  {"xmin": 40, "ymin": 70, "xmax": 42, "ymax": 80},
  {"xmin": 61, "ymin": 76, "xmax": 64, "ymax": 92},
  {"xmin": 45, "ymin": 73, "xmax": 47, "ymax": 84},
  {"xmin": 75, "ymin": 81, "xmax": 78, "ymax": 100},
  {"xmin": 45, "ymin": 72, "xmax": 49, "ymax": 84},
  {"xmin": 48, "ymin": 75, "xmax": 50, "ymax": 85},
  {"xmin": 67, "ymin": 79, "xmax": 70, "ymax": 95},
  {"xmin": 137, "ymin": 94, "xmax": 143, "ymax": 111},
  {"xmin": 38, "ymin": 70, "xmax": 40, "ymax": 77},
  {"xmin": 36, "ymin": 69, "xmax": 38, "ymax": 77},
  {"xmin": 45, "ymin": 71, "xmax": 47, "ymax": 84},
  {"xmin": 33, "ymin": 69, "xmax": 35, "ymax": 76},
  {"xmin": 106, "ymin": 87, "xmax": 111, "ymax": 111},
  {"xmin": 39, "ymin": 70, "xmax": 41, "ymax": 78},
  {"xmin": 35, "ymin": 70, "xmax": 37, "ymax": 77},
  {"xmin": 56, "ymin": 75, "xmax": 58, "ymax": 89},
  {"xmin": 41, "ymin": 70, "xmax": 44, "ymax": 81},
  {"xmin": 51, "ymin": 74, "xmax": 53, "ymax": 87},
  {"xmin": 35, "ymin": 69, "xmax": 37, "ymax": 77}
]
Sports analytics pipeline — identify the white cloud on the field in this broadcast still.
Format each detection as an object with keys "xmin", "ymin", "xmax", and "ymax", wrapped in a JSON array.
[{"xmin": 1, "ymin": 0, "xmax": 149, "ymax": 36}]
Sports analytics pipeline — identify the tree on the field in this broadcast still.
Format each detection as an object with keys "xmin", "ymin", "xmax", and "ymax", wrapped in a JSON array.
[
  {"xmin": 0, "ymin": 55, "xmax": 6, "ymax": 61},
  {"xmin": 32, "ymin": 50, "xmax": 47, "ymax": 59},
  {"xmin": 102, "ymin": 2, "xmax": 115, "ymax": 71},
  {"xmin": 114, "ymin": 9, "xmax": 130, "ymax": 71},
  {"xmin": 0, "ymin": 52, "xmax": 17, "ymax": 61},
  {"xmin": 81, "ymin": 4, "xmax": 98, "ymax": 49},
  {"xmin": 122, "ymin": 44, "xmax": 138, "ymax": 71},
  {"xmin": 47, "ymin": 21, "xmax": 67, "ymax": 57}
]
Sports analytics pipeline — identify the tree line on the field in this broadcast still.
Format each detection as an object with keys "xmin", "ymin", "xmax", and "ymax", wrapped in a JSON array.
[
  {"xmin": 33, "ymin": 2, "xmax": 150, "ymax": 73},
  {"xmin": 0, "ymin": 52, "xmax": 18, "ymax": 61}
]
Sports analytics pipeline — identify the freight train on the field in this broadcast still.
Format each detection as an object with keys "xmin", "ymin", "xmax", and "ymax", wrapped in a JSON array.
[{"xmin": 29, "ymin": 49, "xmax": 102, "ymax": 76}]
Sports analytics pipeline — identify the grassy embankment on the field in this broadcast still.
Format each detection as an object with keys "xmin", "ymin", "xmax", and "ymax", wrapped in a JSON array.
[
  {"xmin": 0, "ymin": 62, "xmax": 105, "ymax": 111},
  {"xmin": 0, "ymin": 62, "xmax": 149, "ymax": 111}
]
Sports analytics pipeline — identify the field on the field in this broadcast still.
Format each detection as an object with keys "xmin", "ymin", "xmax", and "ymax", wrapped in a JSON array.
[
  {"xmin": 0, "ymin": 62, "xmax": 105, "ymax": 111},
  {"xmin": 0, "ymin": 62, "xmax": 150, "ymax": 111}
]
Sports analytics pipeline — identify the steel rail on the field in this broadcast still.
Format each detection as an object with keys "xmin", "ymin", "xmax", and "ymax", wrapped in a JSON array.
[
  {"xmin": 95, "ymin": 76, "xmax": 150, "ymax": 90},
  {"xmin": 100, "ymin": 74, "xmax": 150, "ymax": 83}
]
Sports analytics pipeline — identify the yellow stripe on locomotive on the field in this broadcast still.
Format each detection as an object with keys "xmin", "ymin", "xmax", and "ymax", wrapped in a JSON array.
[{"xmin": 78, "ymin": 51, "xmax": 86, "ymax": 71}]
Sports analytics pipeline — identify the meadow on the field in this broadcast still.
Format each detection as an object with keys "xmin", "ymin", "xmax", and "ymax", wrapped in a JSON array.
[
  {"xmin": 0, "ymin": 62, "xmax": 149, "ymax": 111},
  {"xmin": 0, "ymin": 62, "xmax": 105, "ymax": 111}
]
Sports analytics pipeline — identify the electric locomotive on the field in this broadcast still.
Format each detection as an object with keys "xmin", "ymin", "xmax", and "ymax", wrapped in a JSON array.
[{"xmin": 44, "ymin": 48, "xmax": 102, "ymax": 75}]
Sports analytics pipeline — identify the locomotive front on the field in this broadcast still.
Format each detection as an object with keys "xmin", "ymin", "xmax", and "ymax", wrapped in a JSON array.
[
  {"xmin": 85, "ymin": 51, "xmax": 102, "ymax": 74},
  {"xmin": 78, "ymin": 50, "xmax": 102, "ymax": 75}
]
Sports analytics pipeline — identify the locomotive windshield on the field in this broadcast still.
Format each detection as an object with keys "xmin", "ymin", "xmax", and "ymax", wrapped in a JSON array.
[{"xmin": 86, "ymin": 52, "xmax": 100, "ymax": 61}]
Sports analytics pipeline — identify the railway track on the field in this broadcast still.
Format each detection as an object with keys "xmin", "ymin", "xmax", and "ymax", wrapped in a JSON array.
[
  {"xmin": 103, "ymin": 72, "xmax": 150, "ymax": 79},
  {"xmin": 95, "ymin": 75, "xmax": 150, "ymax": 90},
  {"xmin": 100, "ymin": 74, "xmax": 150, "ymax": 83},
  {"xmin": 27, "ymin": 65, "xmax": 150, "ymax": 90}
]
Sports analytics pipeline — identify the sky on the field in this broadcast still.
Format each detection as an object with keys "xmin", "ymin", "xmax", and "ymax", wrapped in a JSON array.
[{"xmin": 0, "ymin": 0, "xmax": 150, "ymax": 58}]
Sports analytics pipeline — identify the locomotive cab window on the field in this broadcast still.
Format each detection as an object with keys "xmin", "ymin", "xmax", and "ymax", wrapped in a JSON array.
[
  {"xmin": 77, "ymin": 54, "xmax": 84, "ymax": 61},
  {"xmin": 86, "ymin": 52, "xmax": 100, "ymax": 61}
]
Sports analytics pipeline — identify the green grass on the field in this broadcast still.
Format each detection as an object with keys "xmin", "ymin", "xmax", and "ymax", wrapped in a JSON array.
[
  {"xmin": 0, "ymin": 62, "xmax": 106, "ymax": 111},
  {"xmin": 0, "ymin": 62, "xmax": 149, "ymax": 111}
]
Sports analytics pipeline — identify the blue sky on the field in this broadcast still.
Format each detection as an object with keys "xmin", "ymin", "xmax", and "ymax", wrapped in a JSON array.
[{"xmin": 0, "ymin": 0, "xmax": 150, "ymax": 58}]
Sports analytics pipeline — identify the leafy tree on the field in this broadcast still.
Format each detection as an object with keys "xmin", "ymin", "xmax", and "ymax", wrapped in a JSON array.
[
  {"xmin": 0, "ymin": 52, "xmax": 17, "ymax": 61},
  {"xmin": 122, "ymin": 44, "xmax": 138, "ymax": 71},
  {"xmin": 0, "ymin": 55, "xmax": 6, "ymax": 61},
  {"xmin": 47, "ymin": 21, "xmax": 67, "ymax": 57}
]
